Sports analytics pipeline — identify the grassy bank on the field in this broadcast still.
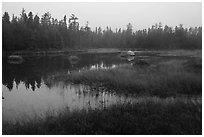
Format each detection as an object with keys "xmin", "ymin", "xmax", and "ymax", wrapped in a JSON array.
[
  {"xmin": 3, "ymin": 97, "xmax": 201, "ymax": 135},
  {"xmin": 51, "ymin": 58, "xmax": 202, "ymax": 97}
]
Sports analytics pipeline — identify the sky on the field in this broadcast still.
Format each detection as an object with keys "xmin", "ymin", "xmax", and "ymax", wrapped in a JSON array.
[{"xmin": 2, "ymin": 2, "xmax": 202, "ymax": 31}]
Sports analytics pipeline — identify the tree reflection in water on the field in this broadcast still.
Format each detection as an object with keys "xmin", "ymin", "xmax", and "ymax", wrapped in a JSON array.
[{"xmin": 2, "ymin": 53, "xmax": 127, "ymax": 91}]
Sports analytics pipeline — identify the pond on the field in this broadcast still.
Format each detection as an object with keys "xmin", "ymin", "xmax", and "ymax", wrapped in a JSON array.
[{"xmin": 3, "ymin": 53, "xmax": 138, "ymax": 123}]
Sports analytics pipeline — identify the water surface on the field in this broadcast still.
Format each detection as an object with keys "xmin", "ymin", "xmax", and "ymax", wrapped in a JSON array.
[{"xmin": 3, "ymin": 53, "xmax": 135, "ymax": 123}]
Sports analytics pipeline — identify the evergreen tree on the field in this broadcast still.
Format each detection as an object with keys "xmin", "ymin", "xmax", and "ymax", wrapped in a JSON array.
[{"xmin": 2, "ymin": 10, "xmax": 202, "ymax": 52}]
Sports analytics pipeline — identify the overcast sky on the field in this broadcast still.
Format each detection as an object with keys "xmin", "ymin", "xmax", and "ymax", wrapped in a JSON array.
[{"xmin": 2, "ymin": 2, "xmax": 202, "ymax": 31}]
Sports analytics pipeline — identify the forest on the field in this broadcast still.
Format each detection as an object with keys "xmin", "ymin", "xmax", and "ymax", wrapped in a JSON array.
[
  {"xmin": 2, "ymin": 8, "xmax": 202, "ymax": 135},
  {"xmin": 2, "ymin": 9, "xmax": 202, "ymax": 52}
]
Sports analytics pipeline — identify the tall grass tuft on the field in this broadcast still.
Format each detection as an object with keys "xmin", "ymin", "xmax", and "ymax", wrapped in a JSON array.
[
  {"xmin": 60, "ymin": 59, "xmax": 202, "ymax": 97},
  {"xmin": 3, "ymin": 98, "xmax": 201, "ymax": 135}
]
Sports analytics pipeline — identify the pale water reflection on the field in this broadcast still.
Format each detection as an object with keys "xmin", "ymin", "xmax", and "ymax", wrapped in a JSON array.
[
  {"xmin": 3, "ymin": 80, "xmax": 134, "ymax": 123},
  {"xmin": 2, "ymin": 53, "xmax": 144, "ymax": 123},
  {"xmin": 90, "ymin": 62, "xmax": 117, "ymax": 70}
]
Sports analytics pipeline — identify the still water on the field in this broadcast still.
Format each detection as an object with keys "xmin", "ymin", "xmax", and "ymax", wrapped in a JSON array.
[{"xmin": 3, "ymin": 53, "xmax": 136, "ymax": 123}]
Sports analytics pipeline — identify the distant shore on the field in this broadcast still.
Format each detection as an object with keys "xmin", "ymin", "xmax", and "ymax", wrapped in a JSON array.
[{"xmin": 3, "ymin": 48, "xmax": 202, "ymax": 58}]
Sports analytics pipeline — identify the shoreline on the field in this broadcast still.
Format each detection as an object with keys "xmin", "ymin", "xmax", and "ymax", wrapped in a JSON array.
[{"xmin": 3, "ymin": 49, "xmax": 201, "ymax": 58}]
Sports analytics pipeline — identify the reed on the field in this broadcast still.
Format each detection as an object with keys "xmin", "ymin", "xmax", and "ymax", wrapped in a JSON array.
[
  {"xmin": 60, "ymin": 59, "xmax": 202, "ymax": 97},
  {"xmin": 3, "ymin": 97, "xmax": 201, "ymax": 135}
]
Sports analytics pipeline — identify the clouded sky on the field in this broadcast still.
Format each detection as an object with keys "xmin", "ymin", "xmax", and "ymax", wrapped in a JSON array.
[{"xmin": 2, "ymin": 2, "xmax": 202, "ymax": 31}]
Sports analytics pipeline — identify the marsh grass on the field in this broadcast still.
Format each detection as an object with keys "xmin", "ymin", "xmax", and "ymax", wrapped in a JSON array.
[
  {"xmin": 3, "ymin": 97, "xmax": 201, "ymax": 135},
  {"xmin": 53, "ymin": 58, "xmax": 202, "ymax": 97},
  {"xmin": 4, "ymin": 57, "xmax": 201, "ymax": 135}
]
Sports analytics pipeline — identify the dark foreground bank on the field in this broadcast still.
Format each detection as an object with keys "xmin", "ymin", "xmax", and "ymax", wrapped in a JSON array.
[{"xmin": 3, "ymin": 98, "xmax": 201, "ymax": 135}]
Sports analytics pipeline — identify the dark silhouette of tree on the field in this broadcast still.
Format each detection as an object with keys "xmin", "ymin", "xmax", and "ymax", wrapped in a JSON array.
[
  {"xmin": 2, "ymin": 12, "xmax": 10, "ymax": 24},
  {"xmin": 41, "ymin": 12, "xmax": 51, "ymax": 26},
  {"xmin": 27, "ymin": 11, "xmax": 34, "ymax": 28},
  {"xmin": 34, "ymin": 15, "xmax": 40, "ymax": 26},
  {"xmin": 19, "ymin": 8, "xmax": 28, "ymax": 24},
  {"xmin": 2, "ymin": 10, "xmax": 202, "ymax": 53},
  {"xmin": 69, "ymin": 14, "xmax": 79, "ymax": 31},
  {"xmin": 84, "ymin": 21, "xmax": 91, "ymax": 31}
]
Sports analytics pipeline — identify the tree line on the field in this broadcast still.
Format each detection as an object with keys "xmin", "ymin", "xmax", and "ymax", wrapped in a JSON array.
[{"xmin": 2, "ymin": 9, "xmax": 202, "ymax": 52}]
